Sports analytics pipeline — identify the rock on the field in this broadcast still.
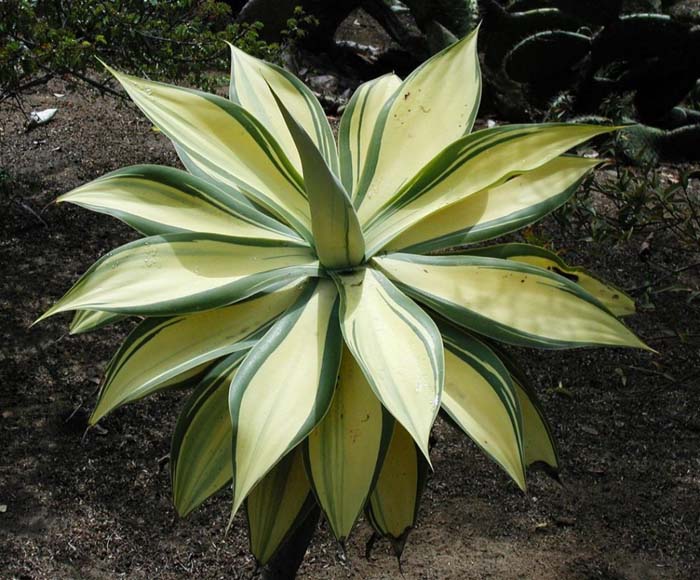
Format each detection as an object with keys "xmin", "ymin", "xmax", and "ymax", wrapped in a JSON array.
[{"xmin": 307, "ymin": 74, "xmax": 339, "ymax": 95}]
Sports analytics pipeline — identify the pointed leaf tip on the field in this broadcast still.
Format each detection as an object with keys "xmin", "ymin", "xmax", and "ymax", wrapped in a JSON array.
[
  {"xmin": 334, "ymin": 268, "xmax": 443, "ymax": 464},
  {"xmin": 269, "ymin": 86, "xmax": 365, "ymax": 269}
]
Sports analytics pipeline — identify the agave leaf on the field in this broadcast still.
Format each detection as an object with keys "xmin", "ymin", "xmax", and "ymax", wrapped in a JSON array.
[
  {"xmin": 172, "ymin": 143, "xmax": 264, "ymax": 208},
  {"xmin": 338, "ymin": 74, "xmax": 401, "ymax": 197},
  {"xmin": 515, "ymin": 378, "xmax": 559, "ymax": 476},
  {"xmin": 89, "ymin": 284, "xmax": 305, "ymax": 423},
  {"xmin": 462, "ymin": 243, "xmax": 635, "ymax": 317},
  {"xmin": 171, "ymin": 353, "xmax": 246, "ymax": 517},
  {"xmin": 228, "ymin": 279, "xmax": 342, "ymax": 519},
  {"xmin": 247, "ymin": 447, "xmax": 316, "ymax": 566},
  {"xmin": 364, "ymin": 124, "xmax": 617, "ymax": 255},
  {"xmin": 271, "ymin": 89, "xmax": 365, "ymax": 269},
  {"xmin": 102, "ymin": 63, "xmax": 313, "ymax": 240},
  {"xmin": 375, "ymin": 253, "xmax": 647, "ymax": 349},
  {"xmin": 385, "ymin": 156, "xmax": 600, "ymax": 253},
  {"xmin": 355, "ymin": 28, "xmax": 481, "ymax": 219},
  {"xmin": 365, "ymin": 422, "xmax": 429, "ymax": 558},
  {"xmin": 485, "ymin": 342, "xmax": 560, "ymax": 477},
  {"xmin": 58, "ymin": 164, "xmax": 302, "ymax": 243},
  {"xmin": 439, "ymin": 321, "xmax": 526, "ymax": 490},
  {"xmin": 304, "ymin": 347, "xmax": 393, "ymax": 541},
  {"xmin": 228, "ymin": 43, "xmax": 338, "ymax": 176},
  {"xmin": 69, "ymin": 310, "xmax": 125, "ymax": 334},
  {"xmin": 154, "ymin": 362, "xmax": 215, "ymax": 392},
  {"xmin": 37, "ymin": 234, "xmax": 319, "ymax": 321},
  {"xmin": 333, "ymin": 268, "xmax": 443, "ymax": 462}
]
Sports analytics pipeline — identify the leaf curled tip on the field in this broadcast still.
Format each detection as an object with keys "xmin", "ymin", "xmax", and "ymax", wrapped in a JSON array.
[
  {"xmin": 530, "ymin": 461, "xmax": 563, "ymax": 485},
  {"xmin": 392, "ymin": 534, "xmax": 408, "ymax": 573},
  {"xmin": 94, "ymin": 56, "xmax": 113, "ymax": 72},
  {"xmin": 335, "ymin": 539, "xmax": 348, "ymax": 562},
  {"xmin": 87, "ymin": 408, "xmax": 102, "ymax": 427},
  {"xmin": 225, "ymin": 509, "xmax": 236, "ymax": 537},
  {"xmin": 641, "ymin": 341, "xmax": 659, "ymax": 355},
  {"xmin": 364, "ymin": 532, "xmax": 379, "ymax": 560}
]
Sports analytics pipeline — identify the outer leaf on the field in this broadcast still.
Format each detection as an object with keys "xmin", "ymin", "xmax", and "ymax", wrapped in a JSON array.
[
  {"xmin": 69, "ymin": 310, "xmax": 125, "ymax": 334},
  {"xmin": 228, "ymin": 279, "xmax": 342, "ymax": 518},
  {"xmin": 171, "ymin": 353, "xmax": 246, "ymax": 517},
  {"xmin": 89, "ymin": 284, "xmax": 304, "ymax": 423},
  {"xmin": 154, "ymin": 362, "xmax": 214, "ymax": 392},
  {"xmin": 173, "ymin": 143, "xmax": 264, "ymax": 212},
  {"xmin": 375, "ymin": 253, "xmax": 647, "ymax": 349},
  {"xmin": 365, "ymin": 422, "xmax": 428, "ymax": 557},
  {"xmin": 355, "ymin": 28, "xmax": 481, "ymax": 219},
  {"xmin": 247, "ymin": 447, "xmax": 316, "ymax": 566},
  {"xmin": 103, "ymin": 63, "xmax": 312, "ymax": 240},
  {"xmin": 304, "ymin": 348, "xmax": 393, "ymax": 541},
  {"xmin": 333, "ymin": 268, "xmax": 443, "ymax": 461},
  {"xmin": 364, "ymin": 124, "xmax": 617, "ymax": 255},
  {"xmin": 515, "ymin": 378, "xmax": 559, "ymax": 474},
  {"xmin": 487, "ymin": 342, "xmax": 560, "ymax": 476},
  {"xmin": 338, "ymin": 74, "xmax": 401, "ymax": 196},
  {"xmin": 439, "ymin": 322, "xmax": 526, "ymax": 490},
  {"xmin": 271, "ymin": 90, "xmax": 365, "ymax": 269},
  {"xmin": 228, "ymin": 43, "xmax": 338, "ymax": 176},
  {"xmin": 38, "ymin": 234, "xmax": 319, "ymax": 320},
  {"xmin": 463, "ymin": 243, "xmax": 635, "ymax": 317},
  {"xmin": 385, "ymin": 156, "xmax": 600, "ymax": 253},
  {"xmin": 58, "ymin": 165, "xmax": 301, "ymax": 243}
]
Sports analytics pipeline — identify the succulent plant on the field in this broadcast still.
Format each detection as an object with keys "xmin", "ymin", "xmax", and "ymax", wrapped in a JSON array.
[{"xmin": 39, "ymin": 30, "xmax": 647, "ymax": 575}]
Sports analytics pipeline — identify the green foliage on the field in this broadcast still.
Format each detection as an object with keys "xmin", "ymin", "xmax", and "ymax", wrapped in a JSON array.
[
  {"xmin": 0, "ymin": 0, "xmax": 282, "ymax": 102},
  {"xmin": 555, "ymin": 162, "xmax": 700, "ymax": 250},
  {"xmin": 281, "ymin": 5, "xmax": 320, "ymax": 43}
]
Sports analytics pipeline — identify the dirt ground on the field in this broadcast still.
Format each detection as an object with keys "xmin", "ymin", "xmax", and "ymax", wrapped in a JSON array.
[{"xmin": 1, "ymin": 76, "xmax": 700, "ymax": 580}]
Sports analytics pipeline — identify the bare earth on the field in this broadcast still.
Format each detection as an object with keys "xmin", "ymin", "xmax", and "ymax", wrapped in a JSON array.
[{"xmin": 1, "ymin": 80, "xmax": 699, "ymax": 580}]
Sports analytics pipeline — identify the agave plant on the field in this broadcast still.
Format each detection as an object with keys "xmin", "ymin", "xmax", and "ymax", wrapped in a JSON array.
[{"xmin": 39, "ymin": 29, "xmax": 647, "ymax": 570}]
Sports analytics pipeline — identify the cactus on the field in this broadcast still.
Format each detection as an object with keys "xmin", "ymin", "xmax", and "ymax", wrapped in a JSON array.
[
  {"xmin": 481, "ymin": 3, "xmax": 580, "ymax": 69},
  {"xmin": 480, "ymin": 0, "xmax": 700, "ymax": 161},
  {"xmin": 504, "ymin": 0, "xmax": 623, "ymax": 23},
  {"xmin": 401, "ymin": 0, "xmax": 480, "ymax": 37},
  {"xmin": 618, "ymin": 123, "xmax": 700, "ymax": 164},
  {"xmin": 425, "ymin": 20, "xmax": 460, "ymax": 53},
  {"xmin": 591, "ymin": 14, "xmax": 689, "ymax": 68},
  {"xmin": 505, "ymin": 31, "xmax": 592, "ymax": 83},
  {"xmin": 555, "ymin": 0, "xmax": 624, "ymax": 24},
  {"xmin": 622, "ymin": 0, "xmax": 664, "ymax": 11}
]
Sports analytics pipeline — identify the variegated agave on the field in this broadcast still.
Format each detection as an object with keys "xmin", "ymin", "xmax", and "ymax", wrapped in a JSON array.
[{"xmin": 39, "ymin": 30, "xmax": 647, "ymax": 566}]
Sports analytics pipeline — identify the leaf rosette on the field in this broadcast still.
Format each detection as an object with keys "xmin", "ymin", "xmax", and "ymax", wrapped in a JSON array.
[{"xmin": 40, "ymin": 29, "xmax": 647, "ymax": 565}]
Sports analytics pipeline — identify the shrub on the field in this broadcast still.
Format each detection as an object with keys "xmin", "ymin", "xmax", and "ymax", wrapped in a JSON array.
[{"xmin": 0, "ymin": 0, "xmax": 277, "ymax": 104}]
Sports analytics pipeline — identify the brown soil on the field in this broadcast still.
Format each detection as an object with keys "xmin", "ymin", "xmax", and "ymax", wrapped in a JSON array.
[{"xmin": 1, "ymin": 79, "xmax": 700, "ymax": 580}]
